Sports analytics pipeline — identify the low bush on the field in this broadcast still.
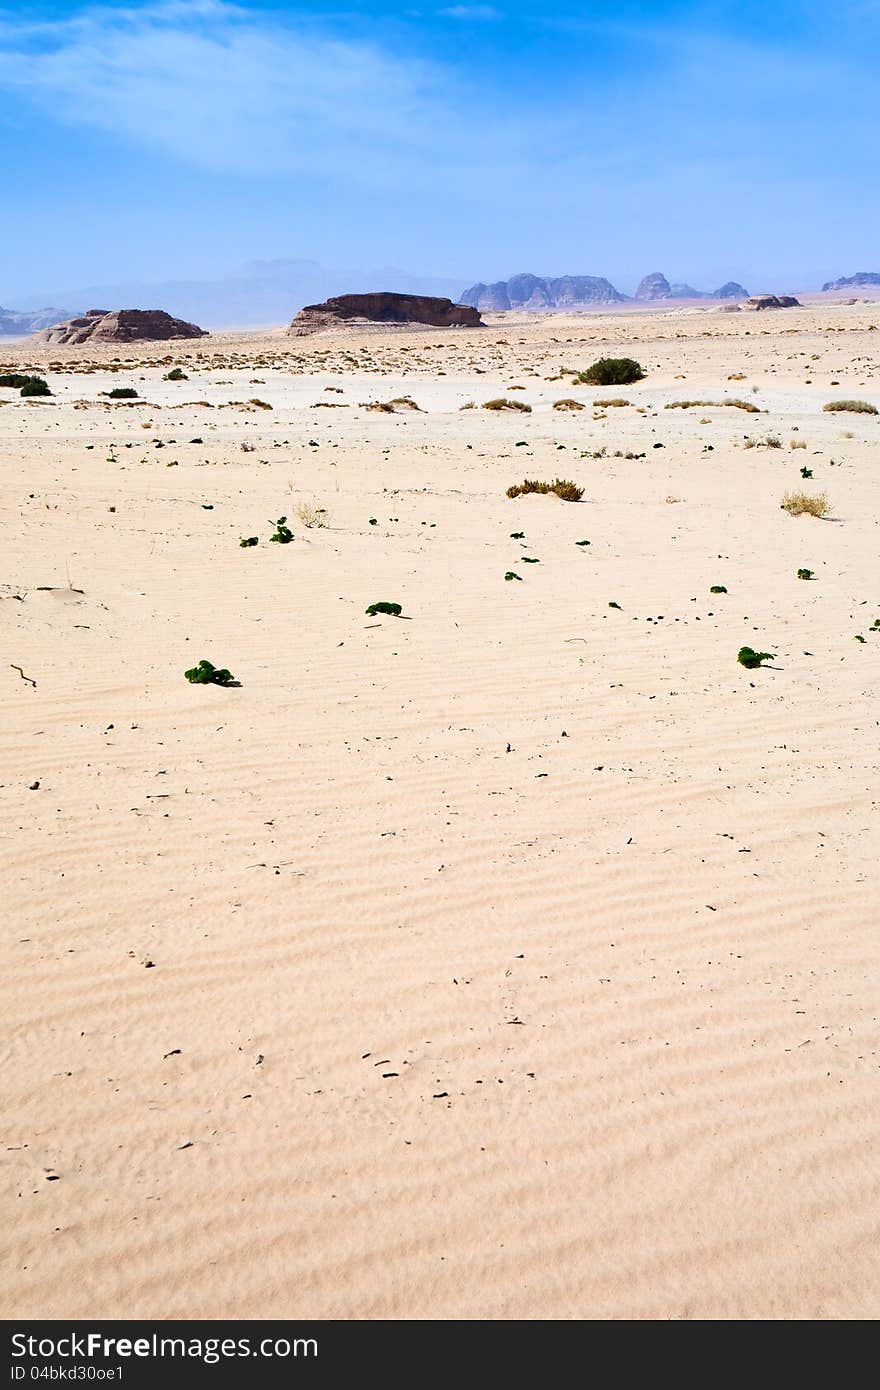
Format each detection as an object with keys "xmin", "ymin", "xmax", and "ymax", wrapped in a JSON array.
[
  {"xmin": 575, "ymin": 358, "xmax": 644, "ymax": 386},
  {"xmin": 552, "ymin": 398, "xmax": 584, "ymax": 411},
  {"xmin": 20, "ymin": 378, "xmax": 52, "ymax": 397},
  {"xmin": 108, "ymin": 387, "xmax": 139, "ymax": 399},
  {"xmin": 822, "ymin": 399, "xmax": 877, "ymax": 414},
  {"xmin": 165, "ymin": 367, "xmax": 188, "ymax": 380},
  {"xmin": 506, "ymin": 478, "xmax": 583, "ymax": 502},
  {"xmin": 483, "ymin": 398, "xmax": 532, "ymax": 412}
]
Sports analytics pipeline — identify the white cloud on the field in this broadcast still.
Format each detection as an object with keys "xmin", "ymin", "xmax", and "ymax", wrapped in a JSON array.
[
  {"xmin": 438, "ymin": 6, "xmax": 499, "ymax": 17},
  {"xmin": 0, "ymin": 1, "xmax": 502, "ymax": 182}
]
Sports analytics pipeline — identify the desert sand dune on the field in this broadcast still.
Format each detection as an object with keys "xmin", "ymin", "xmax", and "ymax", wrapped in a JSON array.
[{"xmin": 2, "ymin": 304, "xmax": 878, "ymax": 1319}]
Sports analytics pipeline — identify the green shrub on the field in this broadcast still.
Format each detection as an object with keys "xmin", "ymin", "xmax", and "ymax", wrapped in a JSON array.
[
  {"xmin": 239, "ymin": 536, "xmax": 259, "ymax": 547},
  {"xmin": 0, "ymin": 372, "xmax": 52, "ymax": 396},
  {"xmin": 20, "ymin": 378, "xmax": 52, "ymax": 397},
  {"xmin": 737, "ymin": 646, "xmax": 774, "ymax": 669},
  {"xmin": 185, "ymin": 659, "xmax": 235, "ymax": 686},
  {"xmin": 710, "ymin": 585, "xmax": 727, "ymax": 593},
  {"xmin": 165, "ymin": 368, "xmax": 188, "ymax": 380},
  {"xmin": 365, "ymin": 601, "xmax": 402, "ymax": 617},
  {"xmin": 575, "ymin": 357, "xmax": 644, "ymax": 386},
  {"xmin": 108, "ymin": 387, "xmax": 139, "ymax": 399},
  {"xmin": 797, "ymin": 568, "xmax": 814, "ymax": 580},
  {"xmin": 504, "ymin": 571, "xmax": 522, "ymax": 581},
  {"xmin": 268, "ymin": 516, "xmax": 293, "ymax": 543}
]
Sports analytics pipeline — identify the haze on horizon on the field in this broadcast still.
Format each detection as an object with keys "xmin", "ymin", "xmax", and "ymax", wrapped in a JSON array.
[{"xmin": 0, "ymin": 0, "xmax": 877, "ymax": 308}]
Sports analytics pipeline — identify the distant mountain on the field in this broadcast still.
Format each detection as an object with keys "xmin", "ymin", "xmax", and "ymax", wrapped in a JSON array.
[
  {"xmin": 714, "ymin": 281, "xmax": 749, "ymax": 299},
  {"xmin": 821, "ymin": 271, "xmax": 880, "ymax": 291},
  {"xmin": 459, "ymin": 273, "xmax": 626, "ymax": 310},
  {"xmin": 9, "ymin": 260, "xmax": 466, "ymax": 330},
  {"xmin": 634, "ymin": 272, "xmax": 749, "ymax": 301},
  {"xmin": 0, "ymin": 305, "xmax": 74, "ymax": 337},
  {"xmin": 635, "ymin": 272, "xmax": 671, "ymax": 300}
]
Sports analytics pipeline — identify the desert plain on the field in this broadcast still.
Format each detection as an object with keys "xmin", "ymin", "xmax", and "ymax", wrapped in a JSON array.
[{"xmin": 1, "ymin": 303, "xmax": 878, "ymax": 1320}]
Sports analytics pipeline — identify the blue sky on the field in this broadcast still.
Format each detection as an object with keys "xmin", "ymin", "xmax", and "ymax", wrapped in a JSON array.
[{"xmin": 0, "ymin": 1, "xmax": 877, "ymax": 300}]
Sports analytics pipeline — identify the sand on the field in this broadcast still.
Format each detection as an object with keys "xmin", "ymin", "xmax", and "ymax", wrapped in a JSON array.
[{"xmin": 2, "ymin": 303, "xmax": 878, "ymax": 1320}]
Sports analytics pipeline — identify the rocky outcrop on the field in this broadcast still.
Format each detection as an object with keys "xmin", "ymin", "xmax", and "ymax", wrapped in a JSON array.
[
  {"xmin": 635, "ymin": 272, "xmax": 671, "ymax": 301},
  {"xmin": 38, "ymin": 308, "xmax": 208, "ymax": 344},
  {"xmin": 287, "ymin": 292, "xmax": 482, "ymax": 335},
  {"xmin": 714, "ymin": 281, "xmax": 749, "ymax": 299},
  {"xmin": 459, "ymin": 274, "xmax": 626, "ymax": 311},
  {"xmin": 0, "ymin": 306, "xmax": 72, "ymax": 337},
  {"xmin": 821, "ymin": 272, "xmax": 880, "ymax": 291},
  {"xmin": 744, "ymin": 295, "xmax": 800, "ymax": 310}
]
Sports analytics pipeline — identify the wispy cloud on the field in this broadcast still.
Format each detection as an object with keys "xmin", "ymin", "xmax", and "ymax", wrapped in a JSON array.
[
  {"xmin": 438, "ymin": 5, "xmax": 499, "ymax": 17},
  {"xmin": 0, "ymin": 1, "xmax": 504, "ymax": 182}
]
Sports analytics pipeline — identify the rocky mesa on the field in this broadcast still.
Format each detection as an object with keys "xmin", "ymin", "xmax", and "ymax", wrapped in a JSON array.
[
  {"xmin": 287, "ymin": 292, "xmax": 483, "ymax": 335},
  {"xmin": 38, "ymin": 308, "xmax": 209, "ymax": 345},
  {"xmin": 459, "ymin": 273, "xmax": 625, "ymax": 311}
]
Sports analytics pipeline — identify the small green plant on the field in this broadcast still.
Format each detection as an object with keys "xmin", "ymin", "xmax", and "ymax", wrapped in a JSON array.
[
  {"xmin": 797, "ymin": 568, "xmax": 814, "ymax": 580},
  {"xmin": 365, "ymin": 601, "xmax": 402, "ymax": 617},
  {"xmin": 268, "ymin": 516, "xmax": 294, "ymax": 543},
  {"xmin": 239, "ymin": 536, "xmax": 259, "ymax": 547},
  {"xmin": 504, "ymin": 571, "xmax": 522, "ymax": 581},
  {"xmin": 165, "ymin": 367, "xmax": 188, "ymax": 380},
  {"xmin": 822, "ymin": 399, "xmax": 878, "ymax": 414},
  {"xmin": 507, "ymin": 478, "xmax": 583, "ymax": 502},
  {"xmin": 800, "ymin": 466, "xmax": 813, "ymax": 478},
  {"xmin": 710, "ymin": 585, "xmax": 727, "ymax": 593},
  {"xmin": 510, "ymin": 531, "xmax": 525, "ymax": 539},
  {"xmin": 108, "ymin": 387, "xmax": 139, "ymax": 399},
  {"xmin": 185, "ymin": 659, "xmax": 236, "ymax": 686},
  {"xmin": 608, "ymin": 601, "xmax": 621, "ymax": 610},
  {"xmin": 520, "ymin": 557, "xmax": 540, "ymax": 564},
  {"xmin": 575, "ymin": 357, "xmax": 644, "ymax": 386},
  {"xmin": 368, "ymin": 517, "xmax": 378, "ymax": 525},
  {"xmin": 855, "ymin": 634, "xmax": 866, "ymax": 643},
  {"xmin": 575, "ymin": 539, "xmax": 590, "ymax": 546},
  {"xmin": 737, "ymin": 646, "xmax": 775, "ymax": 669}
]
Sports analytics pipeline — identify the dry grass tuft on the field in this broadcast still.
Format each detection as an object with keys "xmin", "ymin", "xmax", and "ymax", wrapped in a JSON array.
[
  {"xmin": 593, "ymin": 397, "xmax": 630, "ymax": 408},
  {"xmin": 292, "ymin": 499, "xmax": 330, "ymax": 529},
  {"xmin": 483, "ymin": 398, "xmax": 532, "ymax": 412},
  {"xmin": 822, "ymin": 399, "xmax": 877, "ymax": 414},
  {"xmin": 507, "ymin": 478, "xmax": 583, "ymax": 502},
  {"xmin": 552, "ymin": 398, "xmax": 585, "ymax": 411},
  {"xmin": 781, "ymin": 489, "xmax": 830, "ymax": 517}
]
